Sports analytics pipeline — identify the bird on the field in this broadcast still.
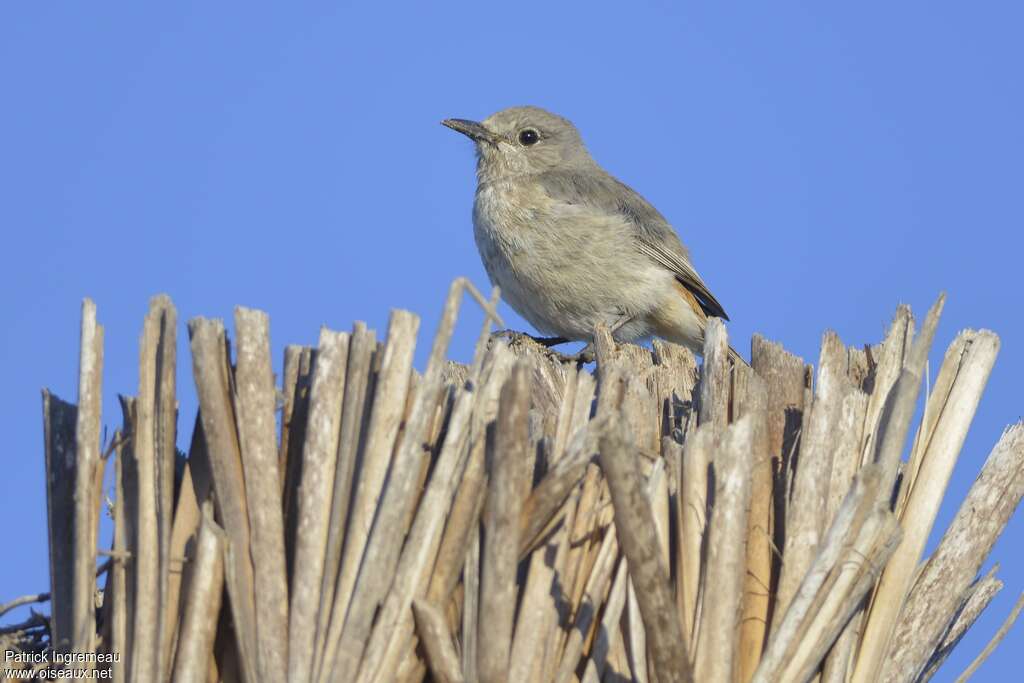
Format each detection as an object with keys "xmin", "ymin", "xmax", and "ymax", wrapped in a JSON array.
[{"xmin": 442, "ymin": 105, "xmax": 740, "ymax": 364}]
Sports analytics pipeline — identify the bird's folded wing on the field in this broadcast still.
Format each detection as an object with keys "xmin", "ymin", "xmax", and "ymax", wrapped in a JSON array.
[
  {"xmin": 634, "ymin": 239, "xmax": 729, "ymax": 321},
  {"xmin": 537, "ymin": 169, "xmax": 729, "ymax": 321}
]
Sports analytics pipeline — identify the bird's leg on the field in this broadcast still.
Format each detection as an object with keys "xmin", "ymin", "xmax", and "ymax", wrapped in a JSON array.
[
  {"xmin": 491, "ymin": 313, "xmax": 633, "ymax": 366},
  {"xmin": 555, "ymin": 312, "xmax": 633, "ymax": 366},
  {"xmin": 533, "ymin": 335, "xmax": 571, "ymax": 347},
  {"xmin": 608, "ymin": 311, "xmax": 634, "ymax": 336},
  {"xmin": 490, "ymin": 329, "xmax": 570, "ymax": 347},
  {"xmin": 489, "ymin": 328, "xmax": 516, "ymax": 341},
  {"xmin": 547, "ymin": 314, "xmax": 635, "ymax": 366},
  {"xmin": 559, "ymin": 344, "xmax": 596, "ymax": 365}
]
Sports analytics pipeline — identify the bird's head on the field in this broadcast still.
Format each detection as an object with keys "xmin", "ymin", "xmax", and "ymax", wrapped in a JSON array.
[{"xmin": 442, "ymin": 106, "xmax": 594, "ymax": 182}]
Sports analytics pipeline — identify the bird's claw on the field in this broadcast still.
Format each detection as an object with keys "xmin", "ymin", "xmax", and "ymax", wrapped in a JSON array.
[
  {"xmin": 490, "ymin": 329, "xmax": 569, "ymax": 348},
  {"xmin": 488, "ymin": 330, "xmax": 593, "ymax": 365},
  {"xmin": 489, "ymin": 328, "xmax": 516, "ymax": 341},
  {"xmin": 546, "ymin": 343, "xmax": 595, "ymax": 366}
]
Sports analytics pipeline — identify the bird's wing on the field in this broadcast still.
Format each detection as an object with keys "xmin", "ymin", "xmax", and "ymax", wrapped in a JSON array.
[{"xmin": 537, "ymin": 170, "xmax": 729, "ymax": 321}]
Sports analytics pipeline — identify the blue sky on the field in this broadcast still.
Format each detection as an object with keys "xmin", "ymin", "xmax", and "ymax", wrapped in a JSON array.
[{"xmin": 2, "ymin": 2, "xmax": 1021, "ymax": 679}]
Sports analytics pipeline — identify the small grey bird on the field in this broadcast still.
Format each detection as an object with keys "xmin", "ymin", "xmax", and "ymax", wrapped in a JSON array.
[{"xmin": 443, "ymin": 106, "xmax": 738, "ymax": 362}]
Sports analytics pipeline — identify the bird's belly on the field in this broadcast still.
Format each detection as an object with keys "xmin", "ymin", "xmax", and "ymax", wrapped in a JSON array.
[{"xmin": 473, "ymin": 191, "xmax": 669, "ymax": 341}]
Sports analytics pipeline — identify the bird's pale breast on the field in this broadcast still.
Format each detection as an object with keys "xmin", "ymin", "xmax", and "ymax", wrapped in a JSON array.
[{"xmin": 472, "ymin": 180, "xmax": 680, "ymax": 342}]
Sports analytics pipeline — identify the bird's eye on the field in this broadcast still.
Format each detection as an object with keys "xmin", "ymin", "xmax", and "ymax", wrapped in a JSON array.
[{"xmin": 518, "ymin": 129, "xmax": 540, "ymax": 146}]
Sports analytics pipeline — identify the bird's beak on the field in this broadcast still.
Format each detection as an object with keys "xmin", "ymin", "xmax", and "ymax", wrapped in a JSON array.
[{"xmin": 442, "ymin": 118, "xmax": 499, "ymax": 145}]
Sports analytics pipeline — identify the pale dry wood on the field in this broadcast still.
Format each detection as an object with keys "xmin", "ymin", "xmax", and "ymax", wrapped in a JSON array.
[
  {"xmin": 553, "ymin": 509, "xmax": 620, "ymax": 683},
  {"xmin": 897, "ymin": 331, "xmax": 972, "ymax": 519},
  {"xmin": 666, "ymin": 432, "xmax": 688, "ymax": 636},
  {"xmin": 510, "ymin": 500, "xmax": 582, "ymax": 683},
  {"xmin": 753, "ymin": 466, "xmax": 905, "ymax": 683},
  {"xmin": 581, "ymin": 558, "xmax": 629, "ymax": 683},
  {"xmin": 775, "ymin": 332, "xmax": 847, "ymax": 633},
  {"xmin": 818, "ymin": 386, "xmax": 870, "ymax": 681},
  {"xmin": 109, "ymin": 433, "xmax": 127, "ymax": 683},
  {"xmin": 549, "ymin": 483, "xmax": 593, "ymax": 679},
  {"xmin": 287, "ymin": 328, "xmax": 349, "ymax": 683},
  {"xmin": 551, "ymin": 365, "xmax": 583, "ymax": 462},
  {"xmin": 426, "ymin": 427, "xmax": 488, "ymax": 607},
  {"xmin": 699, "ymin": 317, "xmax": 730, "ymax": 432},
  {"xmin": 626, "ymin": 460, "xmax": 668, "ymax": 683},
  {"xmin": 867, "ymin": 295, "xmax": 945, "ymax": 486},
  {"xmin": 733, "ymin": 366, "xmax": 771, "ymax": 683},
  {"xmin": 837, "ymin": 307, "xmax": 936, "ymax": 683},
  {"xmin": 586, "ymin": 486, "xmax": 616, "ymax": 638},
  {"xmin": 505, "ymin": 336, "xmax": 571, "ymax": 430},
  {"xmin": 315, "ymin": 322, "xmax": 376, "ymax": 676},
  {"xmin": 753, "ymin": 465, "xmax": 882, "ymax": 682},
  {"xmin": 626, "ymin": 580, "xmax": 649, "ymax": 683},
  {"xmin": 0, "ymin": 593, "xmax": 49, "ymax": 619},
  {"xmin": 411, "ymin": 599, "xmax": 465, "ymax": 683},
  {"xmin": 599, "ymin": 420, "xmax": 691, "ymax": 683},
  {"xmin": 427, "ymin": 339, "xmax": 514, "ymax": 594},
  {"xmin": 826, "ymin": 388, "xmax": 869, "ymax": 525},
  {"xmin": 518, "ymin": 421, "xmax": 599, "ymax": 558},
  {"xmin": 694, "ymin": 416, "xmax": 754, "ymax": 683},
  {"xmin": 650, "ymin": 457, "xmax": 670, "ymax": 573},
  {"xmin": 569, "ymin": 370, "xmax": 598, "ymax": 439},
  {"xmin": 883, "ymin": 422, "xmax": 1024, "ymax": 683},
  {"xmin": 116, "ymin": 397, "xmax": 140, "ymax": 672},
  {"xmin": 917, "ymin": 569, "xmax": 1003, "ymax": 682},
  {"xmin": 130, "ymin": 302, "xmax": 162, "ymax": 680},
  {"xmin": 953, "ymin": 591, "xmax": 1024, "ymax": 683},
  {"xmin": 855, "ymin": 321, "xmax": 999, "ymax": 683},
  {"xmin": 462, "ymin": 525, "xmax": 482, "ymax": 683},
  {"xmin": 357, "ymin": 280, "xmax": 503, "ymax": 683},
  {"xmin": 568, "ymin": 468, "xmax": 614, "ymax": 637},
  {"xmin": 538, "ymin": 372, "xmax": 601, "ymax": 665},
  {"xmin": 188, "ymin": 318, "xmax": 259, "ymax": 683},
  {"xmin": 428, "ymin": 341, "xmax": 516, "ymax": 612},
  {"xmin": 42, "ymin": 390, "xmax": 78, "ymax": 652},
  {"xmin": 651, "ymin": 339, "xmax": 699, "ymax": 441},
  {"xmin": 163, "ymin": 459, "xmax": 202, "ymax": 672},
  {"xmin": 171, "ymin": 506, "xmax": 226, "ymax": 683},
  {"xmin": 134, "ymin": 296, "xmax": 179, "ymax": 681},
  {"xmin": 233, "ymin": 307, "xmax": 289, "ymax": 682},
  {"xmin": 751, "ymin": 334, "xmax": 809, "ymax": 637},
  {"xmin": 326, "ymin": 310, "xmax": 419, "ymax": 661},
  {"xmin": 621, "ymin": 366, "xmax": 659, "ymax": 458},
  {"xmin": 73, "ymin": 299, "xmax": 104, "ymax": 656},
  {"xmin": 592, "ymin": 320, "xmax": 624, "ymax": 384},
  {"xmin": 778, "ymin": 510, "xmax": 901, "ymax": 683},
  {"xmin": 860, "ymin": 305, "xmax": 914, "ymax": 465},
  {"xmin": 539, "ymin": 499, "xmax": 579, "ymax": 682},
  {"xmin": 846, "ymin": 345, "xmax": 872, "ymax": 392},
  {"xmin": 470, "ymin": 284, "xmax": 505, "ymax": 368},
  {"xmin": 397, "ymin": 654, "xmax": 427, "ymax": 683},
  {"xmin": 478, "ymin": 363, "xmax": 531, "ymax": 683},
  {"xmin": 444, "ymin": 361, "xmax": 471, "ymax": 391},
  {"xmin": 819, "ymin": 607, "xmax": 862, "ymax": 683},
  {"xmin": 680, "ymin": 423, "xmax": 714, "ymax": 652},
  {"xmin": 605, "ymin": 622, "xmax": 632, "ymax": 683},
  {"xmin": 519, "ymin": 509, "xmax": 575, "ymax": 683},
  {"xmin": 282, "ymin": 345, "xmax": 314, "ymax": 581},
  {"xmin": 560, "ymin": 461, "xmax": 602, "ymax": 614},
  {"xmin": 278, "ymin": 344, "xmax": 303, "ymax": 487},
  {"xmin": 31, "ymin": 285, "xmax": 1024, "ymax": 683}
]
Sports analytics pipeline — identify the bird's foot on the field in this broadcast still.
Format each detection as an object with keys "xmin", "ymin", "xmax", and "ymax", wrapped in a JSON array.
[
  {"xmin": 546, "ymin": 343, "xmax": 595, "ymax": 366},
  {"xmin": 490, "ymin": 329, "xmax": 570, "ymax": 348},
  {"xmin": 488, "ymin": 330, "xmax": 593, "ymax": 365},
  {"xmin": 534, "ymin": 335, "xmax": 571, "ymax": 347}
]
